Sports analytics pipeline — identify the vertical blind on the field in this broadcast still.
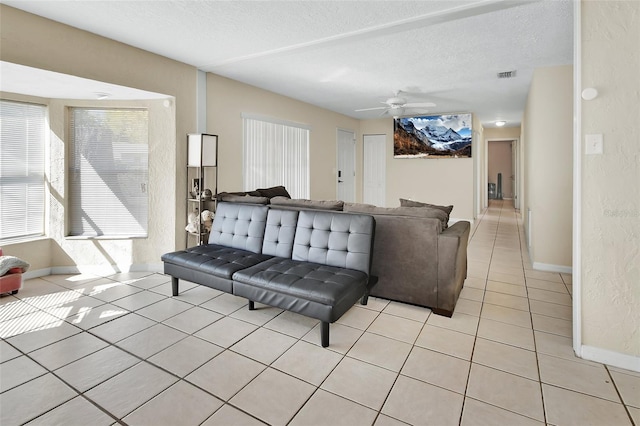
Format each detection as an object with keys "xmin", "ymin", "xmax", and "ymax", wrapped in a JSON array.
[
  {"xmin": 0, "ymin": 100, "xmax": 46, "ymax": 241},
  {"xmin": 69, "ymin": 108, "xmax": 149, "ymax": 237},
  {"xmin": 243, "ymin": 116, "xmax": 309, "ymax": 199}
]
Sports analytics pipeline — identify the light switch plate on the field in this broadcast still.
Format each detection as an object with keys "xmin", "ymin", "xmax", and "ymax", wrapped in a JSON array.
[{"xmin": 585, "ymin": 134, "xmax": 604, "ymax": 155}]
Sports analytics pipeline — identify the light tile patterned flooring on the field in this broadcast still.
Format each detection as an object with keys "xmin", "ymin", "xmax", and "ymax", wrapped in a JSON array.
[{"xmin": 1, "ymin": 200, "xmax": 638, "ymax": 425}]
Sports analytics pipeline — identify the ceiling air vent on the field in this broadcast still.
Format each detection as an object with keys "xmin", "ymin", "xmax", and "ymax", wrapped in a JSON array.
[{"xmin": 497, "ymin": 70, "xmax": 517, "ymax": 79}]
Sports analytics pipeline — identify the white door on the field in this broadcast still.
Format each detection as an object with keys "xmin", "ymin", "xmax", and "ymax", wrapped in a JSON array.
[
  {"xmin": 512, "ymin": 140, "xmax": 519, "ymax": 209},
  {"xmin": 363, "ymin": 134, "xmax": 386, "ymax": 206},
  {"xmin": 336, "ymin": 129, "xmax": 356, "ymax": 202}
]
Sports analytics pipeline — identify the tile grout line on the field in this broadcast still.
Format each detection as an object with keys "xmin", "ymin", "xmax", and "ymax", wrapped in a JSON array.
[
  {"xmin": 459, "ymin": 199, "xmax": 502, "ymax": 425},
  {"xmin": 604, "ymin": 364, "xmax": 637, "ymax": 426}
]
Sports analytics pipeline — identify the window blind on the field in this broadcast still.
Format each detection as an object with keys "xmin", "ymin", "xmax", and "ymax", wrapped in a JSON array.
[
  {"xmin": 0, "ymin": 100, "xmax": 46, "ymax": 241},
  {"xmin": 69, "ymin": 108, "xmax": 149, "ymax": 237},
  {"xmin": 243, "ymin": 117, "xmax": 309, "ymax": 199}
]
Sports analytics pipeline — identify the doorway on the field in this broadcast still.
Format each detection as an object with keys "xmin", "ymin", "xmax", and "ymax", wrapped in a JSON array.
[
  {"xmin": 336, "ymin": 129, "xmax": 356, "ymax": 202},
  {"xmin": 487, "ymin": 140, "xmax": 516, "ymax": 206}
]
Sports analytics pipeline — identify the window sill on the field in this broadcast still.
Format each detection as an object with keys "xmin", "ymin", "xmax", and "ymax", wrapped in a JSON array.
[
  {"xmin": 65, "ymin": 235, "xmax": 148, "ymax": 241},
  {"xmin": 0, "ymin": 235, "xmax": 50, "ymax": 246}
]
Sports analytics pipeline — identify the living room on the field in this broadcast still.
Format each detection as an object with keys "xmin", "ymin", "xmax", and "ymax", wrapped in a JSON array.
[{"xmin": 1, "ymin": 1, "xmax": 638, "ymax": 425}]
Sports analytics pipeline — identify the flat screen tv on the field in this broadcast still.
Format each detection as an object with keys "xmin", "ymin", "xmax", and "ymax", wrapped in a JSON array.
[{"xmin": 394, "ymin": 113, "xmax": 472, "ymax": 158}]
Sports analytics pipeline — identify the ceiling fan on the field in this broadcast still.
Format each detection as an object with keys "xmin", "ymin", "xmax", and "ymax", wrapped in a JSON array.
[{"xmin": 355, "ymin": 90, "xmax": 436, "ymax": 118}]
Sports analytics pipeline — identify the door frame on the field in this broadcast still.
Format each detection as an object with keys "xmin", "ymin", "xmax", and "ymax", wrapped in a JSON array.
[{"xmin": 484, "ymin": 137, "xmax": 520, "ymax": 210}]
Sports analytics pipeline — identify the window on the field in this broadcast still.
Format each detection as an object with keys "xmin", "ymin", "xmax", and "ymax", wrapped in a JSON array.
[
  {"xmin": 243, "ymin": 115, "xmax": 309, "ymax": 198},
  {"xmin": 69, "ymin": 108, "xmax": 148, "ymax": 237},
  {"xmin": 0, "ymin": 100, "xmax": 46, "ymax": 242}
]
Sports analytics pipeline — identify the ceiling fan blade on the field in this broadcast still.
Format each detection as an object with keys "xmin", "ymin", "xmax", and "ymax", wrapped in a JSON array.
[
  {"xmin": 404, "ymin": 102, "xmax": 436, "ymax": 108},
  {"xmin": 355, "ymin": 106, "xmax": 388, "ymax": 112}
]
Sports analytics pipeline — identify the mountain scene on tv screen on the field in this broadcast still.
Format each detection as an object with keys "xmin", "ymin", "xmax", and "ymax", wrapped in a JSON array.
[{"xmin": 394, "ymin": 114, "xmax": 472, "ymax": 158}]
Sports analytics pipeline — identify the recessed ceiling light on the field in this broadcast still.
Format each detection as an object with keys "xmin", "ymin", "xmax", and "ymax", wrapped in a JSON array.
[
  {"xmin": 95, "ymin": 92, "xmax": 110, "ymax": 100},
  {"xmin": 495, "ymin": 120, "xmax": 506, "ymax": 127}
]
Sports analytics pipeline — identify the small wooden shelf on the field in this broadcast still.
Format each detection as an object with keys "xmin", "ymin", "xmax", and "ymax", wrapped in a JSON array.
[{"xmin": 186, "ymin": 133, "xmax": 218, "ymax": 247}]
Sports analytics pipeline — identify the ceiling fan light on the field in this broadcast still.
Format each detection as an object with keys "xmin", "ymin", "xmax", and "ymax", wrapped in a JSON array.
[
  {"xmin": 387, "ymin": 96, "xmax": 406, "ymax": 107},
  {"xmin": 495, "ymin": 120, "xmax": 506, "ymax": 127},
  {"xmin": 392, "ymin": 107, "xmax": 405, "ymax": 119}
]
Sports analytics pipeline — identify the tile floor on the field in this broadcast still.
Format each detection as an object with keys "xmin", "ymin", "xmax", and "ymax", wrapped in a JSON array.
[{"xmin": 1, "ymin": 200, "xmax": 638, "ymax": 425}]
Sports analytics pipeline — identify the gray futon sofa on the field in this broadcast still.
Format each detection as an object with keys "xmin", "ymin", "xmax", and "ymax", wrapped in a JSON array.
[{"xmin": 161, "ymin": 202, "xmax": 376, "ymax": 347}]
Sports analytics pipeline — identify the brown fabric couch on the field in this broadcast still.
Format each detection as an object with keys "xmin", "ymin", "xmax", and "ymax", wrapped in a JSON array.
[
  {"xmin": 215, "ymin": 192, "xmax": 470, "ymax": 316},
  {"xmin": 343, "ymin": 203, "xmax": 470, "ymax": 316}
]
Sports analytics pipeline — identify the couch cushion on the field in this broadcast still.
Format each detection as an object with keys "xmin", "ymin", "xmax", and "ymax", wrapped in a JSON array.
[
  {"xmin": 270, "ymin": 197, "xmax": 344, "ymax": 211},
  {"xmin": 344, "ymin": 203, "xmax": 448, "ymax": 230},
  {"xmin": 232, "ymin": 257, "xmax": 368, "ymax": 306},
  {"xmin": 292, "ymin": 210, "xmax": 374, "ymax": 275},
  {"xmin": 217, "ymin": 194, "xmax": 270, "ymax": 204},
  {"xmin": 399, "ymin": 198, "xmax": 453, "ymax": 219},
  {"xmin": 209, "ymin": 202, "xmax": 269, "ymax": 253},
  {"xmin": 217, "ymin": 190, "xmax": 262, "ymax": 199},
  {"xmin": 262, "ymin": 209, "xmax": 299, "ymax": 258},
  {"xmin": 161, "ymin": 245, "xmax": 272, "ymax": 280},
  {"xmin": 256, "ymin": 185, "xmax": 291, "ymax": 199}
]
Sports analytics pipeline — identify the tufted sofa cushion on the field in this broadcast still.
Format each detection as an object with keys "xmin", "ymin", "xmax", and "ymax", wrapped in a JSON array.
[
  {"xmin": 162, "ymin": 245, "xmax": 272, "ymax": 280},
  {"xmin": 232, "ymin": 257, "xmax": 368, "ymax": 306},
  {"xmin": 209, "ymin": 202, "xmax": 269, "ymax": 253},
  {"xmin": 292, "ymin": 210, "xmax": 374, "ymax": 275},
  {"xmin": 262, "ymin": 209, "xmax": 299, "ymax": 258}
]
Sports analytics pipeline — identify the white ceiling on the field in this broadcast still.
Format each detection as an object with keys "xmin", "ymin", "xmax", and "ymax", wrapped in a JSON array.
[{"xmin": 1, "ymin": 0, "xmax": 573, "ymax": 128}]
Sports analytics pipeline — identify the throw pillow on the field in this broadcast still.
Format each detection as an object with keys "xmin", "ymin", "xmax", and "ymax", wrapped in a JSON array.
[
  {"xmin": 256, "ymin": 186, "xmax": 291, "ymax": 199},
  {"xmin": 399, "ymin": 198, "xmax": 454, "ymax": 216},
  {"xmin": 344, "ymin": 203, "xmax": 449, "ymax": 229}
]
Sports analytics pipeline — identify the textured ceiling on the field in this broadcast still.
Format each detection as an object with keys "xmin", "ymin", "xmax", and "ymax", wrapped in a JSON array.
[{"xmin": 1, "ymin": 0, "xmax": 573, "ymax": 127}]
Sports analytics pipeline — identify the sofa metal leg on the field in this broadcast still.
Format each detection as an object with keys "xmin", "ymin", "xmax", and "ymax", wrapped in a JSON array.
[
  {"xmin": 171, "ymin": 277, "xmax": 179, "ymax": 296},
  {"xmin": 361, "ymin": 291, "xmax": 370, "ymax": 306},
  {"xmin": 321, "ymin": 322, "xmax": 329, "ymax": 347},
  {"xmin": 248, "ymin": 301, "xmax": 255, "ymax": 310}
]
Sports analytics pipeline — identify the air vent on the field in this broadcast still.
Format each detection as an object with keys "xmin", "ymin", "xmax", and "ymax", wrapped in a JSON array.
[{"xmin": 497, "ymin": 70, "xmax": 517, "ymax": 79}]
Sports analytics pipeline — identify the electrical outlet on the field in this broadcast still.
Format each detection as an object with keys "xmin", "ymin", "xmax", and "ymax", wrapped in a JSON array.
[{"xmin": 585, "ymin": 134, "xmax": 603, "ymax": 155}]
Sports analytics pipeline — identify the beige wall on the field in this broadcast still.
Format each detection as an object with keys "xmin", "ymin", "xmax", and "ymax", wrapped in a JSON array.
[
  {"xmin": 206, "ymin": 74, "xmax": 360, "ymax": 201},
  {"xmin": 580, "ymin": 1, "xmax": 639, "ymax": 359},
  {"xmin": 522, "ymin": 65, "xmax": 573, "ymax": 269},
  {"xmin": 360, "ymin": 117, "xmax": 477, "ymax": 220},
  {"xmin": 0, "ymin": 5, "xmax": 196, "ymax": 271}
]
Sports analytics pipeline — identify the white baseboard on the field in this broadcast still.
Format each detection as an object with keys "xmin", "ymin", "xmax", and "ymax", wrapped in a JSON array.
[
  {"xmin": 23, "ymin": 268, "xmax": 54, "ymax": 280},
  {"xmin": 532, "ymin": 262, "xmax": 573, "ymax": 274},
  {"xmin": 22, "ymin": 263, "xmax": 164, "ymax": 280},
  {"xmin": 580, "ymin": 345, "xmax": 640, "ymax": 373}
]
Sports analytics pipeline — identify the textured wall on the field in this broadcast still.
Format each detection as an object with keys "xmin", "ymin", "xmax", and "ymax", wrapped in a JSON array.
[
  {"xmin": 207, "ymin": 73, "xmax": 361, "ymax": 202},
  {"xmin": 359, "ymin": 118, "xmax": 476, "ymax": 220},
  {"xmin": 0, "ymin": 5, "xmax": 197, "ymax": 271},
  {"xmin": 522, "ymin": 65, "xmax": 573, "ymax": 268},
  {"xmin": 581, "ymin": 1, "xmax": 640, "ymax": 357}
]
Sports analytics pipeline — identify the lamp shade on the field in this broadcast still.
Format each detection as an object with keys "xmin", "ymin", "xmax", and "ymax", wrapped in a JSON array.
[{"xmin": 188, "ymin": 133, "xmax": 217, "ymax": 166}]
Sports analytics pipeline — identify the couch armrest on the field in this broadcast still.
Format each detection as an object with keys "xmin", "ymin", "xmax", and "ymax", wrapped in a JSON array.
[{"xmin": 436, "ymin": 221, "xmax": 471, "ymax": 315}]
